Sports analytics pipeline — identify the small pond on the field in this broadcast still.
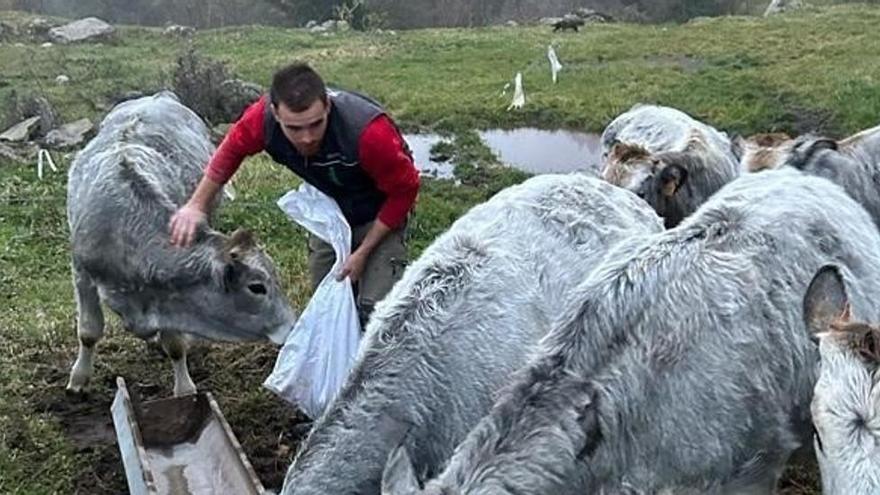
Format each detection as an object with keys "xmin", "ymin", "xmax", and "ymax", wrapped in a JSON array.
[
  {"xmin": 403, "ymin": 128, "xmax": 603, "ymax": 179},
  {"xmin": 479, "ymin": 128, "xmax": 602, "ymax": 175}
]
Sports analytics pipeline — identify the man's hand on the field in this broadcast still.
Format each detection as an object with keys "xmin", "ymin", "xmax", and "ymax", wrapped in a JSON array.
[
  {"xmin": 337, "ymin": 250, "xmax": 368, "ymax": 282},
  {"xmin": 169, "ymin": 204, "xmax": 207, "ymax": 247}
]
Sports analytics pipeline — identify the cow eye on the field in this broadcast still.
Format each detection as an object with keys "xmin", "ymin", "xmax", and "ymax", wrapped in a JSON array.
[{"xmin": 247, "ymin": 283, "xmax": 267, "ymax": 295}]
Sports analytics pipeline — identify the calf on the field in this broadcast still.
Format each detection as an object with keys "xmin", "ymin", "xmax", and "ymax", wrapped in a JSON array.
[
  {"xmin": 802, "ymin": 266, "xmax": 880, "ymax": 495},
  {"xmin": 384, "ymin": 168, "xmax": 880, "ymax": 495},
  {"xmin": 600, "ymin": 104, "xmax": 741, "ymax": 228},
  {"xmin": 280, "ymin": 173, "xmax": 663, "ymax": 494},
  {"xmin": 66, "ymin": 91, "xmax": 296, "ymax": 396}
]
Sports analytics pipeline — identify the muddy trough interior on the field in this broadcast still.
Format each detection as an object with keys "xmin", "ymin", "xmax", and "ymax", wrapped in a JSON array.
[{"xmin": 111, "ymin": 377, "xmax": 266, "ymax": 495}]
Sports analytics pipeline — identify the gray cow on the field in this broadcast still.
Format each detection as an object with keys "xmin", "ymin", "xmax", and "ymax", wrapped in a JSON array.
[
  {"xmin": 384, "ymin": 168, "xmax": 880, "ymax": 495},
  {"xmin": 66, "ymin": 91, "xmax": 296, "ymax": 396},
  {"xmin": 802, "ymin": 266, "xmax": 880, "ymax": 495},
  {"xmin": 600, "ymin": 103, "xmax": 741, "ymax": 228},
  {"xmin": 281, "ymin": 173, "xmax": 663, "ymax": 494},
  {"xmin": 778, "ymin": 124, "xmax": 880, "ymax": 228}
]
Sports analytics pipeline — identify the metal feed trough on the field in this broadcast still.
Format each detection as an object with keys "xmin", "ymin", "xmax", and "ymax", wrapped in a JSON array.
[{"xmin": 111, "ymin": 377, "xmax": 266, "ymax": 495}]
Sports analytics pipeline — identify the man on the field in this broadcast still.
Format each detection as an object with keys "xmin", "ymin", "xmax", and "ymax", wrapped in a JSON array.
[{"xmin": 169, "ymin": 62, "xmax": 420, "ymax": 325}]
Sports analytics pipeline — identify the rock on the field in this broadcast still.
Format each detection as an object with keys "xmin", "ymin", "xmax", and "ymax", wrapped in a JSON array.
[
  {"xmin": 310, "ymin": 25, "xmax": 329, "ymax": 34},
  {"xmin": 164, "ymin": 24, "xmax": 195, "ymax": 37},
  {"xmin": 43, "ymin": 118, "xmax": 93, "ymax": 149},
  {"xmin": 539, "ymin": 17, "xmax": 563, "ymax": 26},
  {"xmin": 26, "ymin": 18, "xmax": 56, "ymax": 40},
  {"xmin": 14, "ymin": 42, "xmax": 25, "ymax": 47},
  {"xmin": 218, "ymin": 79, "xmax": 263, "ymax": 123},
  {"xmin": 505, "ymin": 20, "xmax": 519, "ymax": 27},
  {"xmin": 3, "ymin": 94, "xmax": 57, "ymax": 136},
  {"xmin": 49, "ymin": 17, "xmax": 115, "ymax": 44},
  {"xmin": 321, "ymin": 20, "xmax": 337, "ymax": 30},
  {"xmin": 305, "ymin": 20, "xmax": 318, "ymax": 29},
  {"xmin": 765, "ymin": 0, "xmax": 806, "ymax": 16},
  {"xmin": 574, "ymin": 8, "xmax": 614, "ymax": 23},
  {"xmin": 0, "ymin": 141, "xmax": 25, "ymax": 163},
  {"xmin": 211, "ymin": 123, "xmax": 232, "ymax": 144},
  {"xmin": 336, "ymin": 20, "xmax": 350, "ymax": 31},
  {"xmin": 0, "ymin": 21, "xmax": 16, "ymax": 41},
  {"xmin": 41, "ymin": 42, "xmax": 52, "ymax": 48},
  {"xmin": 0, "ymin": 116, "xmax": 41, "ymax": 142},
  {"xmin": 56, "ymin": 75, "xmax": 70, "ymax": 85}
]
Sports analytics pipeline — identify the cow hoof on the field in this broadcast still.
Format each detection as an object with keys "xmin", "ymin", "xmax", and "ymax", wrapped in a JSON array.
[
  {"xmin": 65, "ymin": 374, "xmax": 89, "ymax": 395},
  {"xmin": 173, "ymin": 380, "xmax": 197, "ymax": 397},
  {"xmin": 64, "ymin": 383, "xmax": 88, "ymax": 399}
]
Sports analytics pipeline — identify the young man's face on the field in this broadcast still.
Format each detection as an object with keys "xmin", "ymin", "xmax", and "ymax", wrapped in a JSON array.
[{"xmin": 272, "ymin": 97, "xmax": 330, "ymax": 157}]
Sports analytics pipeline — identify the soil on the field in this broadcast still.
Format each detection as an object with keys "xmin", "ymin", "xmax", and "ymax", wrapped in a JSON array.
[{"xmin": 28, "ymin": 343, "xmax": 312, "ymax": 494}]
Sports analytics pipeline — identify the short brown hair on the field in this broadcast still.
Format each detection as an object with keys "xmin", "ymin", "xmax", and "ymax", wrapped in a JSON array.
[{"xmin": 269, "ymin": 63, "xmax": 327, "ymax": 112}]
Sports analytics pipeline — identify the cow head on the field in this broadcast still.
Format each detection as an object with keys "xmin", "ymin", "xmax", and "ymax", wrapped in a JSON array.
[
  {"xmin": 602, "ymin": 142, "xmax": 690, "ymax": 228},
  {"xmin": 198, "ymin": 227, "xmax": 295, "ymax": 343},
  {"xmin": 121, "ymin": 227, "xmax": 299, "ymax": 344},
  {"xmin": 803, "ymin": 264, "xmax": 880, "ymax": 459}
]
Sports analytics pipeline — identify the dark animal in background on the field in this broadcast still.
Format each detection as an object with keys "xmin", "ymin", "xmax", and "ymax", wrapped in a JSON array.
[{"xmin": 553, "ymin": 17, "xmax": 585, "ymax": 32}]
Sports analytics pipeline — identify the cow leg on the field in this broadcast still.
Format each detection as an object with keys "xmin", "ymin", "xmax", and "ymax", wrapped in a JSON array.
[
  {"xmin": 66, "ymin": 265, "xmax": 105, "ymax": 393},
  {"xmin": 159, "ymin": 330, "xmax": 196, "ymax": 396}
]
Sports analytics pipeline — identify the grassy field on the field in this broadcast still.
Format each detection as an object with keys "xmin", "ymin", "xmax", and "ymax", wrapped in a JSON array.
[{"xmin": 3, "ymin": 4, "xmax": 879, "ymax": 493}]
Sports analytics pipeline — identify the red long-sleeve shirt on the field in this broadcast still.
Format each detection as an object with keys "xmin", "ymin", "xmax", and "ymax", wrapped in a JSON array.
[{"xmin": 205, "ymin": 96, "xmax": 419, "ymax": 229}]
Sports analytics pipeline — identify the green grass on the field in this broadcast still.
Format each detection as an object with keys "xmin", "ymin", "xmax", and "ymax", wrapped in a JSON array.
[{"xmin": 2, "ymin": 4, "xmax": 878, "ymax": 492}]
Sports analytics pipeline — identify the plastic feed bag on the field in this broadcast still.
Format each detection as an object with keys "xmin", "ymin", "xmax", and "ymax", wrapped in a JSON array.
[{"xmin": 264, "ymin": 183, "xmax": 361, "ymax": 419}]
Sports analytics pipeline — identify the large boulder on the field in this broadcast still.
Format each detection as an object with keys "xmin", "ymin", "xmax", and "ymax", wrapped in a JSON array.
[
  {"xmin": 3, "ymin": 92, "xmax": 58, "ymax": 137},
  {"xmin": 539, "ymin": 17, "xmax": 564, "ymax": 26},
  {"xmin": 43, "ymin": 118, "xmax": 94, "ymax": 149},
  {"xmin": 765, "ymin": 0, "xmax": 806, "ymax": 16},
  {"xmin": 0, "ymin": 141, "xmax": 26, "ymax": 163},
  {"xmin": 574, "ymin": 8, "xmax": 614, "ymax": 23},
  {"xmin": 219, "ymin": 79, "xmax": 263, "ymax": 123},
  {"xmin": 0, "ymin": 117, "xmax": 41, "ymax": 143},
  {"xmin": 25, "ymin": 18, "xmax": 58, "ymax": 41},
  {"xmin": 49, "ymin": 17, "xmax": 115, "ymax": 44},
  {"xmin": 163, "ymin": 24, "xmax": 196, "ymax": 37},
  {"xmin": 0, "ymin": 21, "xmax": 16, "ymax": 42}
]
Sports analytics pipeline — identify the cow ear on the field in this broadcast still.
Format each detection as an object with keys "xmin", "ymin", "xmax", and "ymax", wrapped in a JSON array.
[
  {"xmin": 659, "ymin": 163, "xmax": 687, "ymax": 197},
  {"xmin": 806, "ymin": 137, "xmax": 838, "ymax": 154},
  {"xmin": 789, "ymin": 136, "xmax": 838, "ymax": 169},
  {"xmin": 382, "ymin": 445, "xmax": 420, "ymax": 495},
  {"xmin": 803, "ymin": 265, "xmax": 849, "ymax": 337},
  {"xmin": 225, "ymin": 228, "xmax": 256, "ymax": 260}
]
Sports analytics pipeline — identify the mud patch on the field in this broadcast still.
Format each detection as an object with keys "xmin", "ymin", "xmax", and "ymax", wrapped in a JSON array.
[
  {"xmin": 771, "ymin": 94, "xmax": 842, "ymax": 137},
  {"xmin": 28, "ymin": 341, "xmax": 312, "ymax": 493}
]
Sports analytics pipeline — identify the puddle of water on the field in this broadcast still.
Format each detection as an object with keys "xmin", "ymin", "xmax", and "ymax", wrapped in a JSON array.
[
  {"xmin": 479, "ymin": 128, "xmax": 602, "ymax": 175},
  {"xmin": 404, "ymin": 133, "xmax": 456, "ymax": 179}
]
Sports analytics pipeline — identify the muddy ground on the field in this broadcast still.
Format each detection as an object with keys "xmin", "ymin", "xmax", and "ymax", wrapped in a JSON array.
[
  {"xmin": 23, "ymin": 340, "xmax": 821, "ymax": 495},
  {"xmin": 23, "ymin": 340, "xmax": 311, "ymax": 494}
]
